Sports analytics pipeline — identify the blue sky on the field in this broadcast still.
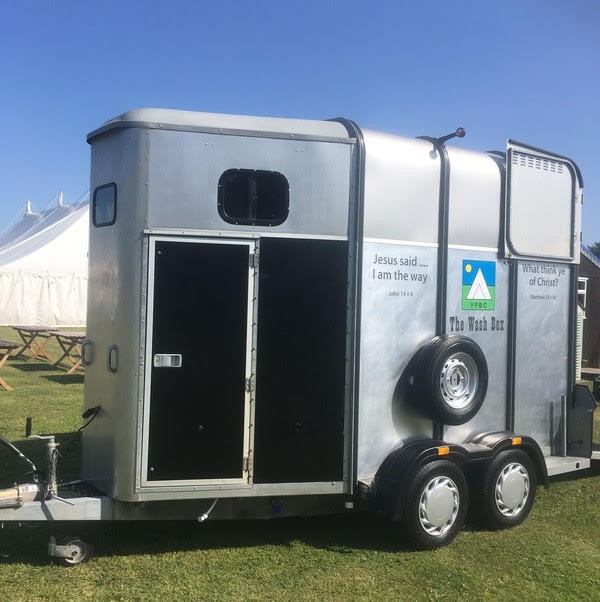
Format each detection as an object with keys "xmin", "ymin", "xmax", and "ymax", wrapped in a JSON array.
[{"xmin": 1, "ymin": 0, "xmax": 599, "ymax": 243}]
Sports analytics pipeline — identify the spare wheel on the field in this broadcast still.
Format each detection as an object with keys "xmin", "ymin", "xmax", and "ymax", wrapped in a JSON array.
[{"xmin": 413, "ymin": 335, "xmax": 488, "ymax": 425}]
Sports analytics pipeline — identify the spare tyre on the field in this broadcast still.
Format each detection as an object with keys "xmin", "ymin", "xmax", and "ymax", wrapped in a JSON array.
[{"xmin": 412, "ymin": 335, "xmax": 488, "ymax": 425}]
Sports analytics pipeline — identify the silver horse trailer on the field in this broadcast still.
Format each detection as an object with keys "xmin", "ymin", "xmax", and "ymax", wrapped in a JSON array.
[{"xmin": 0, "ymin": 108, "xmax": 596, "ymax": 562}]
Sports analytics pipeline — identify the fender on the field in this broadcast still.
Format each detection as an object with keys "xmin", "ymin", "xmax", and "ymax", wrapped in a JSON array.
[
  {"xmin": 373, "ymin": 439, "xmax": 471, "ymax": 520},
  {"xmin": 469, "ymin": 431, "xmax": 549, "ymax": 487},
  {"xmin": 373, "ymin": 431, "xmax": 548, "ymax": 521}
]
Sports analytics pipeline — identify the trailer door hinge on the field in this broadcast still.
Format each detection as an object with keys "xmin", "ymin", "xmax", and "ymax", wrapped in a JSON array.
[
  {"xmin": 243, "ymin": 455, "xmax": 253, "ymax": 474},
  {"xmin": 245, "ymin": 376, "xmax": 255, "ymax": 393},
  {"xmin": 249, "ymin": 252, "xmax": 259, "ymax": 269}
]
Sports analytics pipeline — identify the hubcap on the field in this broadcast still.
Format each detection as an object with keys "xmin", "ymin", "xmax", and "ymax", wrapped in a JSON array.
[
  {"xmin": 418, "ymin": 476, "xmax": 460, "ymax": 536},
  {"xmin": 495, "ymin": 462, "xmax": 529, "ymax": 517},
  {"xmin": 439, "ymin": 352, "xmax": 478, "ymax": 409}
]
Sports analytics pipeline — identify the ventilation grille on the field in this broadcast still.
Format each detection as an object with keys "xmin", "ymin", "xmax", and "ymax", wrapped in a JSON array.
[{"xmin": 512, "ymin": 151, "xmax": 564, "ymax": 174}]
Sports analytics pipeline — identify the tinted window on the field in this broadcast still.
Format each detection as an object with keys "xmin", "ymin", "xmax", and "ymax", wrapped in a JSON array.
[
  {"xmin": 93, "ymin": 183, "xmax": 117, "ymax": 227},
  {"xmin": 218, "ymin": 169, "xmax": 289, "ymax": 226}
]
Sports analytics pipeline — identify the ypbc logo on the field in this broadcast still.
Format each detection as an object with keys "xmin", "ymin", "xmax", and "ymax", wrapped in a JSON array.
[{"xmin": 462, "ymin": 260, "xmax": 495, "ymax": 310}]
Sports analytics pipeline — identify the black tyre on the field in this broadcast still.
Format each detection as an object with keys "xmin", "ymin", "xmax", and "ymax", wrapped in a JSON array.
[
  {"xmin": 402, "ymin": 460, "xmax": 468, "ymax": 550},
  {"xmin": 413, "ymin": 335, "xmax": 488, "ymax": 425},
  {"xmin": 479, "ymin": 449, "xmax": 536, "ymax": 530}
]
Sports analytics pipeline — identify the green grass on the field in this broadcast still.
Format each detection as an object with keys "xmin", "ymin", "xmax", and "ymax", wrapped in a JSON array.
[{"xmin": 1, "ymin": 325, "xmax": 600, "ymax": 600}]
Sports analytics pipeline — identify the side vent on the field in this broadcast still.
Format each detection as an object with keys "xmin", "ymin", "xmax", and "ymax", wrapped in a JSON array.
[{"xmin": 512, "ymin": 151, "xmax": 564, "ymax": 174}]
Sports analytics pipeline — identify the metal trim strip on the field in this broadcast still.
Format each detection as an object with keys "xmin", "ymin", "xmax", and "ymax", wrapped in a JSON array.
[
  {"xmin": 332, "ymin": 118, "xmax": 365, "ymax": 496},
  {"xmin": 363, "ymin": 237, "xmax": 438, "ymax": 248},
  {"xmin": 134, "ymin": 482, "xmax": 346, "ymax": 499},
  {"xmin": 506, "ymin": 260, "xmax": 518, "ymax": 431},
  {"xmin": 143, "ymin": 229, "xmax": 348, "ymax": 242},
  {"xmin": 419, "ymin": 135, "xmax": 452, "ymax": 440},
  {"xmin": 447, "ymin": 243, "xmax": 499, "ymax": 253}
]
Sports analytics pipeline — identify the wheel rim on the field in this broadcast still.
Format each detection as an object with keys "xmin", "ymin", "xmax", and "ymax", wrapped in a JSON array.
[
  {"xmin": 495, "ymin": 462, "xmax": 530, "ymax": 517},
  {"xmin": 59, "ymin": 538, "xmax": 91, "ymax": 565},
  {"xmin": 439, "ymin": 352, "xmax": 478, "ymax": 410},
  {"xmin": 418, "ymin": 476, "xmax": 460, "ymax": 536}
]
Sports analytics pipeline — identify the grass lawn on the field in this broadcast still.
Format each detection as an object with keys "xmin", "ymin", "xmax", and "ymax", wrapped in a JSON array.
[{"xmin": 1, "ymin": 325, "xmax": 599, "ymax": 600}]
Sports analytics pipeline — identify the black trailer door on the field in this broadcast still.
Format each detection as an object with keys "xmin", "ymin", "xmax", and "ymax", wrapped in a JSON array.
[
  {"xmin": 144, "ymin": 238, "xmax": 255, "ymax": 483},
  {"xmin": 253, "ymin": 237, "xmax": 348, "ymax": 483}
]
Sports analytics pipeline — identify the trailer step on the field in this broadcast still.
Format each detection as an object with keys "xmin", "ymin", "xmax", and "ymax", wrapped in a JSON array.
[{"xmin": 545, "ymin": 456, "xmax": 590, "ymax": 477}]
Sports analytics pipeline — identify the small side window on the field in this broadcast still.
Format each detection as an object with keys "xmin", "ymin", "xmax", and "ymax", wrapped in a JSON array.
[
  {"xmin": 93, "ymin": 183, "xmax": 117, "ymax": 227},
  {"xmin": 218, "ymin": 169, "xmax": 289, "ymax": 226}
]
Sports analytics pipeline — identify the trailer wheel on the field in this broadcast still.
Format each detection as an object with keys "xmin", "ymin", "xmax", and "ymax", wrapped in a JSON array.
[
  {"xmin": 480, "ymin": 449, "xmax": 536, "ymax": 530},
  {"xmin": 414, "ymin": 335, "xmax": 487, "ymax": 425},
  {"xmin": 56, "ymin": 536, "xmax": 93, "ymax": 566},
  {"xmin": 402, "ymin": 460, "xmax": 468, "ymax": 550}
]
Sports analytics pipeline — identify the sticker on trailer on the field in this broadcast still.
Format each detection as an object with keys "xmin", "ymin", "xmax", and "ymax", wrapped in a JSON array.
[{"xmin": 462, "ymin": 260, "xmax": 495, "ymax": 310}]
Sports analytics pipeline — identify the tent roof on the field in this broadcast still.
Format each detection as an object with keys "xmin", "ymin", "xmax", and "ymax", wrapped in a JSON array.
[{"xmin": 0, "ymin": 200, "xmax": 89, "ymax": 274}]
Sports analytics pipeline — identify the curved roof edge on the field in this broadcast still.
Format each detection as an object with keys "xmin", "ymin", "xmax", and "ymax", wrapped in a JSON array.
[{"xmin": 88, "ymin": 108, "xmax": 352, "ymax": 144}]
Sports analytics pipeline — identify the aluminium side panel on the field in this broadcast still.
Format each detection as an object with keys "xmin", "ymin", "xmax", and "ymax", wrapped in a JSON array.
[
  {"xmin": 145, "ymin": 129, "xmax": 351, "ymax": 238},
  {"xmin": 443, "ymin": 147, "xmax": 508, "ymax": 442},
  {"xmin": 443, "ymin": 251, "xmax": 509, "ymax": 443},
  {"xmin": 356, "ymin": 132, "xmax": 441, "ymax": 482},
  {"xmin": 513, "ymin": 262, "xmax": 571, "ymax": 453},
  {"xmin": 83, "ymin": 127, "xmax": 149, "ymax": 498}
]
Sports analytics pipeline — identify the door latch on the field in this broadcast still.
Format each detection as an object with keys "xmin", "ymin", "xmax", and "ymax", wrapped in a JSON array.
[{"xmin": 153, "ymin": 354, "xmax": 183, "ymax": 368}]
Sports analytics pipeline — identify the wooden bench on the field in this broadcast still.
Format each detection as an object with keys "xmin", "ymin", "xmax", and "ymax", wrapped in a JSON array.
[
  {"xmin": 0, "ymin": 339, "xmax": 21, "ymax": 391},
  {"xmin": 52, "ymin": 331, "xmax": 86, "ymax": 373},
  {"xmin": 11, "ymin": 326, "xmax": 56, "ymax": 362}
]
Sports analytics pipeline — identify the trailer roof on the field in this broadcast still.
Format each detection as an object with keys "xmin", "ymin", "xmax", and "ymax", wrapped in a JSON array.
[{"xmin": 87, "ymin": 108, "xmax": 353, "ymax": 144}]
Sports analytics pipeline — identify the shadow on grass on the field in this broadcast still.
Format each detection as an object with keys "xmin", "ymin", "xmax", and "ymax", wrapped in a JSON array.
[
  {"xmin": 7, "ymin": 360, "xmax": 83, "ymax": 384},
  {"xmin": 3, "ymin": 463, "xmax": 600, "ymax": 566},
  {"xmin": 4, "ymin": 464, "xmax": 600, "ymax": 565},
  {"xmin": 2, "ymin": 448, "xmax": 599, "ymax": 565},
  {"xmin": 0, "ymin": 512, "xmax": 414, "ymax": 566},
  {"xmin": 9, "ymin": 362, "xmax": 56, "ymax": 373},
  {"xmin": 0, "ymin": 429, "xmax": 411, "ymax": 565},
  {"xmin": 44, "ymin": 374, "xmax": 84, "ymax": 385}
]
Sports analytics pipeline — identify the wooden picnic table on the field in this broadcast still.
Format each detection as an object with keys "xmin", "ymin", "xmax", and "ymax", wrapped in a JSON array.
[
  {"xmin": 52, "ymin": 331, "xmax": 86, "ymax": 373},
  {"xmin": 11, "ymin": 326, "xmax": 57, "ymax": 362},
  {"xmin": 0, "ymin": 339, "xmax": 20, "ymax": 391}
]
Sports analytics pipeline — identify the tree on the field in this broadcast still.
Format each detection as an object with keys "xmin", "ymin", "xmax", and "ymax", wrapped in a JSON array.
[{"xmin": 588, "ymin": 242, "xmax": 600, "ymax": 259}]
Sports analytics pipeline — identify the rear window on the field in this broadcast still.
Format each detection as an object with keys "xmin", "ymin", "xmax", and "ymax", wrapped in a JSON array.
[
  {"xmin": 93, "ymin": 183, "xmax": 117, "ymax": 227},
  {"xmin": 218, "ymin": 169, "xmax": 289, "ymax": 226}
]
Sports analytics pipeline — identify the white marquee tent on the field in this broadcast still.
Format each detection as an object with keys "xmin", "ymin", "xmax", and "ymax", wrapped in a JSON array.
[{"xmin": 0, "ymin": 193, "xmax": 89, "ymax": 327}]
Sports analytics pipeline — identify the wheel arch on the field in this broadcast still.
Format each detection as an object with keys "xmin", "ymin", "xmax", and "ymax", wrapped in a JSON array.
[
  {"xmin": 469, "ymin": 431, "xmax": 549, "ymax": 488},
  {"xmin": 373, "ymin": 432, "xmax": 548, "ymax": 521},
  {"xmin": 373, "ymin": 439, "xmax": 470, "ymax": 521}
]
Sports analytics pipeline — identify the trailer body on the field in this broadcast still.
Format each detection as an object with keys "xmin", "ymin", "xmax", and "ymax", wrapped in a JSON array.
[{"xmin": 1, "ymin": 108, "xmax": 595, "ymax": 553}]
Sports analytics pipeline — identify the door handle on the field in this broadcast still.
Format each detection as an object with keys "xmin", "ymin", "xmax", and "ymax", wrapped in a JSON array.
[
  {"xmin": 153, "ymin": 354, "xmax": 183, "ymax": 368},
  {"xmin": 107, "ymin": 345, "xmax": 119, "ymax": 373}
]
